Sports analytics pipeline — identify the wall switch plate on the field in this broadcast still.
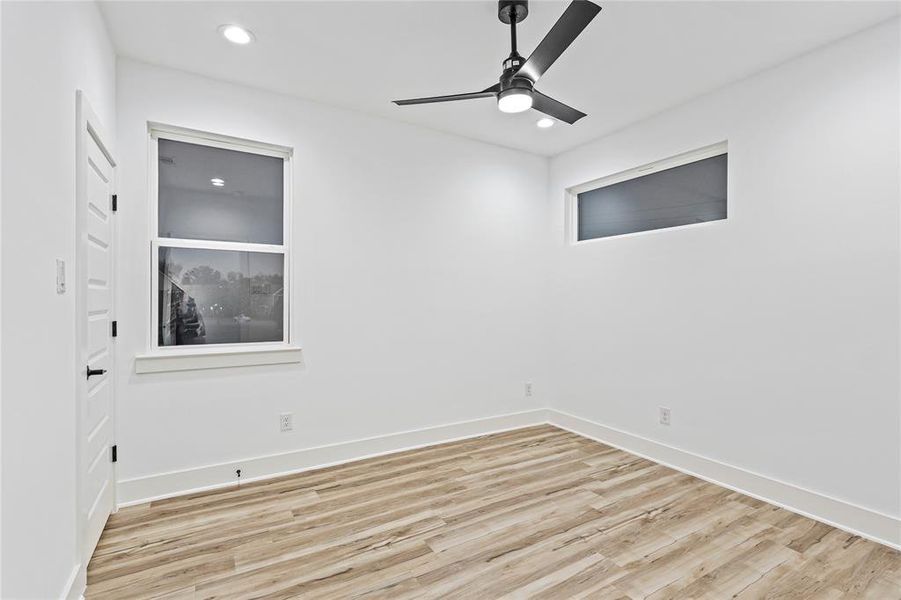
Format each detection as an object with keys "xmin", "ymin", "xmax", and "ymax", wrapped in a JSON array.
[
  {"xmin": 279, "ymin": 413, "xmax": 293, "ymax": 432},
  {"xmin": 524, "ymin": 382, "xmax": 533, "ymax": 397},
  {"xmin": 659, "ymin": 407, "xmax": 671, "ymax": 426},
  {"xmin": 56, "ymin": 259, "xmax": 66, "ymax": 294}
]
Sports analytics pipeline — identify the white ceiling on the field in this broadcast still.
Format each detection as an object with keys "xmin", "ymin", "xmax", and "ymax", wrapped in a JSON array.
[{"xmin": 99, "ymin": 1, "xmax": 899, "ymax": 157}]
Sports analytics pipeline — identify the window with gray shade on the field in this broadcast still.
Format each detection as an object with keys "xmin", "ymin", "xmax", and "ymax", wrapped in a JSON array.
[
  {"xmin": 577, "ymin": 153, "xmax": 727, "ymax": 241},
  {"xmin": 152, "ymin": 129, "xmax": 290, "ymax": 349}
]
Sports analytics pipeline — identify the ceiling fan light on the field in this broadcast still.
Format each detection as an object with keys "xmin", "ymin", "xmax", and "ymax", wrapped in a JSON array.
[{"xmin": 497, "ymin": 88, "xmax": 533, "ymax": 113}]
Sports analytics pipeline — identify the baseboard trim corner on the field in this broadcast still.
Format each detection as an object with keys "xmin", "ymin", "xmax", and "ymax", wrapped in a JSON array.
[
  {"xmin": 61, "ymin": 562, "xmax": 85, "ymax": 600},
  {"xmin": 117, "ymin": 408, "xmax": 551, "ymax": 507},
  {"xmin": 547, "ymin": 409, "xmax": 901, "ymax": 550}
]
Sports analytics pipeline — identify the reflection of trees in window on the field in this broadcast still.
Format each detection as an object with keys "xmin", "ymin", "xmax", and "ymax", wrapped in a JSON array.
[
  {"xmin": 179, "ymin": 264, "xmax": 283, "ymax": 321},
  {"xmin": 182, "ymin": 265, "xmax": 221, "ymax": 285}
]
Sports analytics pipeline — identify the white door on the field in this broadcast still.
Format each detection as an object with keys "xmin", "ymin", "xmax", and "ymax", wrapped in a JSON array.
[{"xmin": 76, "ymin": 91, "xmax": 117, "ymax": 562}]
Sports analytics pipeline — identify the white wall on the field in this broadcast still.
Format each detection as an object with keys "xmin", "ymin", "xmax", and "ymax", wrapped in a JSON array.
[
  {"xmin": 547, "ymin": 19, "xmax": 900, "ymax": 522},
  {"xmin": 115, "ymin": 60, "xmax": 549, "ymax": 498},
  {"xmin": 0, "ymin": 1, "xmax": 116, "ymax": 598}
]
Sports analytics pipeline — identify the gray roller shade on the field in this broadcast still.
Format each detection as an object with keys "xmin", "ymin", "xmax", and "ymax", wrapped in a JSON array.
[{"xmin": 577, "ymin": 153, "xmax": 727, "ymax": 241}]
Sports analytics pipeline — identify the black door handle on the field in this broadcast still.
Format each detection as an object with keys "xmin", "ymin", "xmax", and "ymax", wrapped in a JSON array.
[{"xmin": 86, "ymin": 366, "xmax": 107, "ymax": 380}]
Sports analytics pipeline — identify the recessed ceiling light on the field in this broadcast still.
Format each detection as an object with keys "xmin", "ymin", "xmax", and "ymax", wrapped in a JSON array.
[
  {"xmin": 219, "ymin": 24, "xmax": 254, "ymax": 45},
  {"xmin": 210, "ymin": 178, "xmax": 225, "ymax": 187},
  {"xmin": 536, "ymin": 118, "xmax": 555, "ymax": 128}
]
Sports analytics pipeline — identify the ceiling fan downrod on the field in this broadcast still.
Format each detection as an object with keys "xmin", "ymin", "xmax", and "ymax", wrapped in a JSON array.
[{"xmin": 499, "ymin": 0, "xmax": 529, "ymax": 73}]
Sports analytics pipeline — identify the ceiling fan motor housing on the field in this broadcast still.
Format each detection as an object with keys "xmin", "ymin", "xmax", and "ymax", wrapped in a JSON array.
[
  {"xmin": 502, "ymin": 53, "xmax": 525, "ymax": 73},
  {"xmin": 498, "ymin": 73, "xmax": 533, "ymax": 99}
]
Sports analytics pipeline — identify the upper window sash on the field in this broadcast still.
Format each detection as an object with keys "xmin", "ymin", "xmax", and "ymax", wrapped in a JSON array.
[{"xmin": 148, "ymin": 122, "xmax": 293, "ymax": 245}]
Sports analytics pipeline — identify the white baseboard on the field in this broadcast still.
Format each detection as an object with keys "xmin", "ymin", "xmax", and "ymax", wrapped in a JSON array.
[
  {"xmin": 117, "ymin": 408, "xmax": 551, "ymax": 506},
  {"xmin": 547, "ymin": 409, "xmax": 901, "ymax": 550},
  {"xmin": 115, "ymin": 406, "xmax": 899, "ymax": 551},
  {"xmin": 61, "ymin": 562, "xmax": 85, "ymax": 600}
]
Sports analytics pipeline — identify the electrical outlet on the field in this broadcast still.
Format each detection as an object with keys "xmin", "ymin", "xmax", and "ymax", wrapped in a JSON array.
[
  {"xmin": 524, "ymin": 382, "xmax": 533, "ymax": 397},
  {"xmin": 279, "ymin": 413, "xmax": 293, "ymax": 432},
  {"xmin": 659, "ymin": 407, "xmax": 671, "ymax": 426}
]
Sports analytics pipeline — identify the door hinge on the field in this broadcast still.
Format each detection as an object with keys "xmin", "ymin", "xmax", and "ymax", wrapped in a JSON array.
[
  {"xmin": 111, "ymin": 194, "xmax": 118, "ymax": 212},
  {"xmin": 111, "ymin": 320, "xmax": 118, "ymax": 337},
  {"xmin": 111, "ymin": 445, "xmax": 118, "ymax": 463}
]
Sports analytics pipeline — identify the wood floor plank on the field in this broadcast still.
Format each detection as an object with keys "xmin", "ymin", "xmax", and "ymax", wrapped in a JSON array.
[{"xmin": 86, "ymin": 426, "xmax": 901, "ymax": 599}]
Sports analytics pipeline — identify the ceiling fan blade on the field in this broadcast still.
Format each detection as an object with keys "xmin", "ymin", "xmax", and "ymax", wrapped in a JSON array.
[
  {"xmin": 394, "ymin": 84, "xmax": 500, "ymax": 106},
  {"xmin": 532, "ymin": 91, "xmax": 587, "ymax": 124},
  {"xmin": 515, "ymin": 0, "xmax": 601, "ymax": 84}
]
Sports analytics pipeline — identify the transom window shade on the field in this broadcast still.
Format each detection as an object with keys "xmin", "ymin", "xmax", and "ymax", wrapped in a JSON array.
[{"xmin": 577, "ymin": 153, "xmax": 727, "ymax": 241}]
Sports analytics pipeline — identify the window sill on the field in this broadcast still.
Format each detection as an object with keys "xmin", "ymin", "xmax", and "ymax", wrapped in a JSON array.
[{"xmin": 135, "ymin": 345, "xmax": 303, "ymax": 374}]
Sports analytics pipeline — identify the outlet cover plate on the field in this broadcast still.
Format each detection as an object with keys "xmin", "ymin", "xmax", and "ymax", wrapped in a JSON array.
[
  {"xmin": 659, "ymin": 407, "xmax": 671, "ymax": 426},
  {"xmin": 279, "ymin": 413, "xmax": 293, "ymax": 432}
]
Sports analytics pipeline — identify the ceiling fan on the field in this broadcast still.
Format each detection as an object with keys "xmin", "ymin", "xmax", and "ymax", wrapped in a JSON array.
[{"xmin": 393, "ymin": 0, "xmax": 601, "ymax": 124}]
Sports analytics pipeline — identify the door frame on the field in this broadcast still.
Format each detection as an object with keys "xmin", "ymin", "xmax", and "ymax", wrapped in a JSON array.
[{"xmin": 74, "ymin": 89, "xmax": 118, "ymax": 582}]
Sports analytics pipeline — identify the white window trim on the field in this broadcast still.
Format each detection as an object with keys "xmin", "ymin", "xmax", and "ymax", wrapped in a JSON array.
[
  {"xmin": 565, "ymin": 141, "xmax": 729, "ymax": 245},
  {"xmin": 136, "ymin": 123, "xmax": 300, "ymax": 373}
]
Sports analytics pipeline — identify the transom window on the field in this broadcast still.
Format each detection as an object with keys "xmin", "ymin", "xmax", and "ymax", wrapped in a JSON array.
[
  {"xmin": 569, "ymin": 142, "xmax": 728, "ymax": 242},
  {"xmin": 150, "ymin": 126, "xmax": 292, "ymax": 349}
]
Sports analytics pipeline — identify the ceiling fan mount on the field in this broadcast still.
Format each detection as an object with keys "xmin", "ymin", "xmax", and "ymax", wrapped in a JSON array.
[
  {"xmin": 393, "ymin": 0, "xmax": 601, "ymax": 124},
  {"xmin": 498, "ymin": 0, "xmax": 529, "ymax": 25}
]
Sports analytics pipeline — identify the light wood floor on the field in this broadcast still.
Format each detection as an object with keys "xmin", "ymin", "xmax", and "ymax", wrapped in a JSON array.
[{"xmin": 87, "ymin": 425, "xmax": 900, "ymax": 599}]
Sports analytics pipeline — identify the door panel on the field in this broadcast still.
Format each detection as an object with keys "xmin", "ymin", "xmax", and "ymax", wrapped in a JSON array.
[{"xmin": 81, "ymin": 127, "xmax": 115, "ymax": 560}]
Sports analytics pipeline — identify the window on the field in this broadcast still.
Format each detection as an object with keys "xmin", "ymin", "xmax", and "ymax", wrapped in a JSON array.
[
  {"xmin": 570, "ymin": 143, "xmax": 727, "ymax": 242},
  {"xmin": 150, "ymin": 126, "xmax": 292, "ymax": 351}
]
